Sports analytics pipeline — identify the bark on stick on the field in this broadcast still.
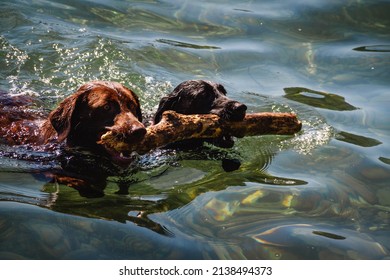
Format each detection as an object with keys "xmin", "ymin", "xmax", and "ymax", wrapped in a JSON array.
[{"xmin": 99, "ymin": 111, "xmax": 302, "ymax": 154}]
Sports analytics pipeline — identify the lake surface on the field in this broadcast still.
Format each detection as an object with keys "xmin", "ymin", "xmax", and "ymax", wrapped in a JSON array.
[{"xmin": 0, "ymin": 0, "xmax": 389, "ymax": 259}]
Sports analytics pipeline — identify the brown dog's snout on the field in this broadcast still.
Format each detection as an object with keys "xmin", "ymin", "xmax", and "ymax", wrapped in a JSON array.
[
  {"xmin": 107, "ymin": 112, "xmax": 146, "ymax": 142},
  {"xmin": 129, "ymin": 124, "xmax": 147, "ymax": 140}
]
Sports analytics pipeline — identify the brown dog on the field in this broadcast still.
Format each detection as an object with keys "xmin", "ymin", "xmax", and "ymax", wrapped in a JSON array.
[
  {"xmin": 1, "ymin": 81, "xmax": 147, "ymax": 196},
  {"xmin": 1, "ymin": 81, "xmax": 146, "ymax": 159},
  {"xmin": 42, "ymin": 81, "xmax": 146, "ymax": 156}
]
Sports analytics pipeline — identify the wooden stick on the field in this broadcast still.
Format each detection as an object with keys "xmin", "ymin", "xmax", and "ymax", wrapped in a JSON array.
[{"xmin": 99, "ymin": 111, "xmax": 302, "ymax": 154}]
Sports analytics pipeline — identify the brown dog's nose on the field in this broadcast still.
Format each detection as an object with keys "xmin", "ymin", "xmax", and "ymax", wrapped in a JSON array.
[
  {"xmin": 108, "ymin": 112, "xmax": 146, "ymax": 143},
  {"xmin": 129, "ymin": 123, "xmax": 147, "ymax": 141}
]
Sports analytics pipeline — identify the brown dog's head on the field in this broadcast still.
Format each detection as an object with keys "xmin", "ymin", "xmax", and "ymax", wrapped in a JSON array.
[{"xmin": 45, "ymin": 81, "xmax": 146, "ymax": 157}]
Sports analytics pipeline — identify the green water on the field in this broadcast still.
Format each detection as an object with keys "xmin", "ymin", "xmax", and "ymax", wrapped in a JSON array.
[{"xmin": 0, "ymin": 0, "xmax": 389, "ymax": 259}]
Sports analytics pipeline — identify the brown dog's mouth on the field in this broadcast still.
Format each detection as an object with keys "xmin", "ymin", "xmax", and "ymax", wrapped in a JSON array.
[
  {"xmin": 98, "ymin": 130, "xmax": 109, "ymax": 141},
  {"xmin": 97, "ymin": 129, "xmax": 144, "ymax": 165},
  {"xmin": 103, "ymin": 144, "xmax": 139, "ymax": 165}
]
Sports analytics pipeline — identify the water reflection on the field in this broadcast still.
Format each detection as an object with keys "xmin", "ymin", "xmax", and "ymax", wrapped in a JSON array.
[
  {"xmin": 161, "ymin": 180, "xmax": 390, "ymax": 259},
  {"xmin": 0, "ymin": 136, "xmax": 307, "ymax": 238},
  {"xmin": 335, "ymin": 131, "xmax": 382, "ymax": 147},
  {"xmin": 252, "ymin": 223, "xmax": 388, "ymax": 259},
  {"xmin": 0, "ymin": 89, "xmax": 328, "ymax": 240},
  {"xmin": 379, "ymin": 157, "xmax": 390, "ymax": 165},
  {"xmin": 353, "ymin": 45, "xmax": 390, "ymax": 52},
  {"xmin": 283, "ymin": 87, "xmax": 385, "ymax": 149},
  {"xmin": 156, "ymin": 39, "xmax": 220, "ymax": 50},
  {"xmin": 284, "ymin": 87, "xmax": 357, "ymax": 111},
  {"xmin": 1, "ymin": 0, "xmax": 390, "ymax": 259}
]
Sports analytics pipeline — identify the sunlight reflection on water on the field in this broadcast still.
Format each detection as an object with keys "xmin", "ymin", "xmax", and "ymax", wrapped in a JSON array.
[{"xmin": 1, "ymin": 0, "xmax": 390, "ymax": 259}]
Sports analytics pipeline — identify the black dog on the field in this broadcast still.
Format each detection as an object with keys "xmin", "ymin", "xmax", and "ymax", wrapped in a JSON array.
[{"xmin": 153, "ymin": 80, "xmax": 247, "ymax": 149}]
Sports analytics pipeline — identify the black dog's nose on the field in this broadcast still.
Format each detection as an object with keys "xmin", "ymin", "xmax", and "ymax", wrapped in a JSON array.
[
  {"xmin": 230, "ymin": 102, "xmax": 247, "ymax": 121},
  {"xmin": 233, "ymin": 103, "xmax": 247, "ymax": 114}
]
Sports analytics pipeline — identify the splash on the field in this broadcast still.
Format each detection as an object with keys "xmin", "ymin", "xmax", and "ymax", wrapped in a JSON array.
[{"xmin": 284, "ymin": 115, "xmax": 334, "ymax": 155}]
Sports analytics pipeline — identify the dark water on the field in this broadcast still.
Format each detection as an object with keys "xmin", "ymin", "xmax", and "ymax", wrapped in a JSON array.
[{"xmin": 1, "ymin": 0, "xmax": 390, "ymax": 259}]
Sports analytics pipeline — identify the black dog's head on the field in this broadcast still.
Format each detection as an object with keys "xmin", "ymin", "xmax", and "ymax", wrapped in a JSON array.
[
  {"xmin": 153, "ymin": 80, "xmax": 247, "ymax": 124},
  {"xmin": 153, "ymin": 80, "xmax": 247, "ymax": 149}
]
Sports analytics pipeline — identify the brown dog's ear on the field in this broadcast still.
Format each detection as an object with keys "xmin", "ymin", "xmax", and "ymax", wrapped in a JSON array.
[
  {"xmin": 48, "ymin": 93, "xmax": 81, "ymax": 142},
  {"xmin": 132, "ymin": 94, "xmax": 143, "ymax": 122},
  {"xmin": 136, "ymin": 104, "xmax": 143, "ymax": 122},
  {"xmin": 120, "ymin": 84, "xmax": 143, "ymax": 122}
]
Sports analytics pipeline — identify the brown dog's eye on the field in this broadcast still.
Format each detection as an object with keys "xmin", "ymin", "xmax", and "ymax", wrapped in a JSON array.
[{"xmin": 103, "ymin": 104, "xmax": 111, "ymax": 111}]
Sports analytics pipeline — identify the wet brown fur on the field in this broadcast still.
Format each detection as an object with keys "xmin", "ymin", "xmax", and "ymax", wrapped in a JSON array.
[{"xmin": 1, "ymin": 81, "xmax": 146, "ymax": 151}]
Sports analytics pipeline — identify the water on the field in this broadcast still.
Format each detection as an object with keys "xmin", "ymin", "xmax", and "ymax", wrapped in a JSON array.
[{"xmin": 0, "ymin": 0, "xmax": 390, "ymax": 259}]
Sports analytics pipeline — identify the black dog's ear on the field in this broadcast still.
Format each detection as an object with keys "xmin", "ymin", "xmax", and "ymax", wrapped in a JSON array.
[
  {"xmin": 153, "ymin": 96, "xmax": 177, "ymax": 124},
  {"xmin": 215, "ymin": 83, "xmax": 227, "ymax": 95}
]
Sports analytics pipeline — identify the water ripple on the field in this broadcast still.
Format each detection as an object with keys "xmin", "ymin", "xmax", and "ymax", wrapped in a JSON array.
[{"xmin": 353, "ymin": 45, "xmax": 390, "ymax": 52}]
